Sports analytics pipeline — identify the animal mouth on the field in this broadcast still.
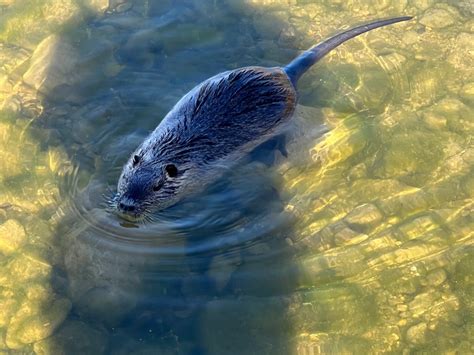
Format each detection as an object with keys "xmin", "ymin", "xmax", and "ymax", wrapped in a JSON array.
[
  {"xmin": 108, "ymin": 195, "xmax": 148, "ymax": 222},
  {"xmin": 115, "ymin": 203, "xmax": 150, "ymax": 222},
  {"xmin": 116, "ymin": 209, "xmax": 145, "ymax": 222}
]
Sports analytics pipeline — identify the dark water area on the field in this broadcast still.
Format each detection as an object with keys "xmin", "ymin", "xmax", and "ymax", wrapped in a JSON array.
[{"xmin": 0, "ymin": 0, "xmax": 473, "ymax": 354}]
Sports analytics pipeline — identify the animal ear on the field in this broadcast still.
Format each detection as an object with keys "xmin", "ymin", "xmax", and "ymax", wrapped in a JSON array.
[
  {"xmin": 132, "ymin": 155, "xmax": 141, "ymax": 166},
  {"xmin": 165, "ymin": 164, "xmax": 178, "ymax": 178}
]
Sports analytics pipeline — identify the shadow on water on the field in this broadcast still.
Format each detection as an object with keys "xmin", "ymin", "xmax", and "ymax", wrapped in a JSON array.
[
  {"xmin": 2, "ymin": 0, "xmax": 472, "ymax": 354},
  {"xmin": 20, "ymin": 1, "xmax": 309, "ymax": 353},
  {"xmin": 10, "ymin": 1, "xmax": 309, "ymax": 353}
]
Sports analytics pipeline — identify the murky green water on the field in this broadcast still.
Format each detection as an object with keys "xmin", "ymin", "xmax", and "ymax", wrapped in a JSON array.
[{"xmin": 0, "ymin": 0, "xmax": 473, "ymax": 354}]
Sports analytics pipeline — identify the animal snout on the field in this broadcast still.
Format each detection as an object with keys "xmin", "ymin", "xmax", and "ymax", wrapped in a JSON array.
[{"xmin": 119, "ymin": 202, "xmax": 136, "ymax": 212}]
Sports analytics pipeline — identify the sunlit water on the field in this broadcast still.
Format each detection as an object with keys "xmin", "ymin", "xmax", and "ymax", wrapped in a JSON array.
[{"xmin": 0, "ymin": 0, "xmax": 473, "ymax": 354}]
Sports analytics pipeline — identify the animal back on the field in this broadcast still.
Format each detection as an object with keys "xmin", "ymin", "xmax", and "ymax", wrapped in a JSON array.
[{"xmin": 178, "ymin": 67, "xmax": 297, "ymax": 160}]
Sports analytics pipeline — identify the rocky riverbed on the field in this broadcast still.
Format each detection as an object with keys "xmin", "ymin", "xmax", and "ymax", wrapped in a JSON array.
[{"xmin": 0, "ymin": 0, "xmax": 472, "ymax": 354}]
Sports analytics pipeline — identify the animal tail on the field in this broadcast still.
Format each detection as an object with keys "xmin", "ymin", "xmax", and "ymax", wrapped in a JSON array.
[{"xmin": 284, "ymin": 16, "xmax": 413, "ymax": 86}]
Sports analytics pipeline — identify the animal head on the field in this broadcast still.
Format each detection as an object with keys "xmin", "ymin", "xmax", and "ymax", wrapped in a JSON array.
[{"xmin": 114, "ymin": 135, "xmax": 200, "ymax": 221}]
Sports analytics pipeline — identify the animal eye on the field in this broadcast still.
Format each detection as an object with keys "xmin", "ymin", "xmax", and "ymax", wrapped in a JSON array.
[
  {"xmin": 165, "ymin": 164, "xmax": 178, "ymax": 178},
  {"xmin": 132, "ymin": 155, "xmax": 141, "ymax": 166}
]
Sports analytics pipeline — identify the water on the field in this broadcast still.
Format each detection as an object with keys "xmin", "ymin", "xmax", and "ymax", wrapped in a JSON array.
[{"xmin": 0, "ymin": 0, "xmax": 473, "ymax": 354}]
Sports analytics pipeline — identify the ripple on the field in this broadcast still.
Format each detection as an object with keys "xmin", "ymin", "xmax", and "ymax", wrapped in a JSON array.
[{"xmin": 57, "ymin": 149, "xmax": 296, "ymax": 269}]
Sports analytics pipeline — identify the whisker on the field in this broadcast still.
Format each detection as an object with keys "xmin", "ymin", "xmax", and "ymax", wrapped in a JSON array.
[
  {"xmin": 105, "ymin": 194, "xmax": 119, "ymax": 212},
  {"xmin": 141, "ymin": 208, "xmax": 157, "ymax": 225}
]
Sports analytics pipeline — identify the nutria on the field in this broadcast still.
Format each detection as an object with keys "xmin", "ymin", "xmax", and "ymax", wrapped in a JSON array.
[{"xmin": 114, "ymin": 17, "xmax": 412, "ymax": 220}]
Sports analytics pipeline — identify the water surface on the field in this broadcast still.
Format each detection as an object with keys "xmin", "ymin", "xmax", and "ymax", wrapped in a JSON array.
[{"xmin": 0, "ymin": 0, "xmax": 473, "ymax": 354}]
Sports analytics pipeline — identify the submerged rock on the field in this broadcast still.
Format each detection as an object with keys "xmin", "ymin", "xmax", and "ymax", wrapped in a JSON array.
[
  {"xmin": 398, "ymin": 215, "xmax": 438, "ymax": 241},
  {"xmin": 377, "ymin": 188, "xmax": 433, "ymax": 218},
  {"xmin": 33, "ymin": 320, "xmax": 108, "ymax": 355},
  {"xmin": 75, "ymin": 286, "xmax": 137, "ymax": 328},
  {"xmin": 0, "ymin": 296, "xmax": 19, "ymax": 328},
  {"xmin": 352, "ymin": 66, "xmax": 393, "ymax": 113},
  {"xmin": 426, "ymin": 98, "xmax": 473, "ymax": 134},
  {"xmin": 349, "ymin": 178, "xmax": 411, "ymax": 201},
  {"xmin": 309, "ymin": 115, "xmax": 368, "ymax": 168},
  {"xmin": 425, "ymin": 268, "xmax": 447, "ymax": 287},
  {"xmin": 6, "ymin": 250, "xmax": 52, "ymax": 284},
  {"xmin": 6, "ymin": 298, "xmax": 71, "ymax": 349},
  {"xmin": 460, "ymin": 82, "xmax": 474, "ymax": 105},
  {"xmin": 452, "ymin": 251, "xmax": 474, "ymax": 316},
  {"xmin": 84, "ymin": 0, "xmax": 109, "ymax": 13},
  {"xmin": 447, "ymin": 33, "xmax": 474, "ymax": 76},
  {"xmin": 0, "ymin": 329, "xmax": 6, "ymax": 350},
  {"xmin": 408, "ymin": 290, "xmax": 440, "ymax": 318},
  {"xmin": 294, "ymin": 332, "xmax": 372, "ymax": 355},
  {"xmin": 22, "ymin": 35, "xmax": 79, "ymax": 95},
  {"xmin": 208, "ymin": 252, "xmax": 241, "ymax": 292},
  {"xmin": 344, "ymin": 203, "xmax": 383, "ymax": 232},
  {"xmin": 0, "ymin": 43, "xmax": 30, "ymax": 100},
  {"xmin": 0, "ymin": 1, "xmax": 78, "ymax": 48},
  {"xmin": 374, "ymin": 130, "xmax": 445, "ymax": 185},
  {"xmin": 333, "ymin": 226, "xmax": 368, "ymax": 246},
  {"xmin": 411, "ymin": 0, "xmax": 435, "ymax": 11},
  {"xmin": 63, "ymin": 230, "xmax": 143, "ymax": 327},
  {"xmin": 406, "ymin": 322, "xmax": 428, "ymax": 344},
  {"xmin": 289, "ymin": 284, "xmax": 378, "ymax": 335},
  {"xmin": 0, "ymin": 219, "xmax": 26, "ymax": 256},
  {"xmin": 419, "ymin": 8, "xmax": 456, "ymax": 29}
]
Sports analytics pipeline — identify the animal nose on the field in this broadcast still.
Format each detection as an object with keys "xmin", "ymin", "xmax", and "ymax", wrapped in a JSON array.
[{"xmin": 119, "ymin": 202, "xmax": 135, "ymax": 212}]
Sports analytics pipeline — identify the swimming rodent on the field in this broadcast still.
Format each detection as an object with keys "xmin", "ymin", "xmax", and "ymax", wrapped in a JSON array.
[{"xmin": 114, "ymin": 16, "xmax": 412, "ymax": 221}]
